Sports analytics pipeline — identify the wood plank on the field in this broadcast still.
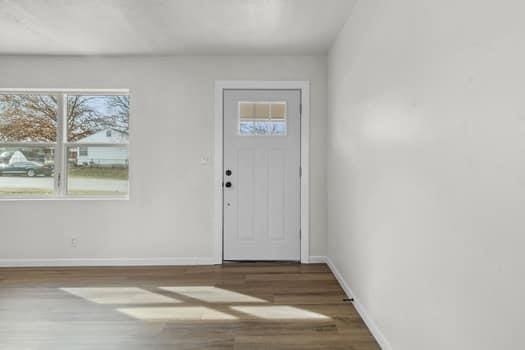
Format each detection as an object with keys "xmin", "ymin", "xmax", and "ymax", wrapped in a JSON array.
[{"xmin": 0, "ymin": 263, "xmax": 379, "ymax": 349}]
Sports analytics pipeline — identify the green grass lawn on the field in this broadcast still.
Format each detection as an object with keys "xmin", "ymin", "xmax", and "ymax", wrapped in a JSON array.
[
  {"xmin": 0, "ymin": 188, "xmax": 126, "ymax": 196},
  {"xmin": 0, "ymin": 188, "xmax": 52, "ymax": 195},
  {"xmin": 67, "ymin": 190, "xmax": 127, "ymax": 196},
  {"xmin": 68, "ymin": 167, "xmax": 128, "ymax": 180}
]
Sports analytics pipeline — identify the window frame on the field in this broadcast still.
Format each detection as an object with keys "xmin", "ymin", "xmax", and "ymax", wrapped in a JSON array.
[{"xmin": 0, "ymin": 89, "xmax": 130, "ymax": 201}]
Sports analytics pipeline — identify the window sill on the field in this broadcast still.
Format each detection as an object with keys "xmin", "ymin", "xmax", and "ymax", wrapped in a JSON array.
[{"xmin": 0, "ymin": 195, "xmax": 129, "ymax": 201}]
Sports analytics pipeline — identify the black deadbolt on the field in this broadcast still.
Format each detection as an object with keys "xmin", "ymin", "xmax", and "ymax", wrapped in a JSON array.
[
  {"xmin": 225, "ymin": 182, "xmax": 232, "ymax": 188},
  {"xmin": 225, "ymin": 169, "xmax": 232, "ymax": 176}
]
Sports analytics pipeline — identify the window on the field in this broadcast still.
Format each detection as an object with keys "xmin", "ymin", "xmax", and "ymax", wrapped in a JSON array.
[
  {"xmin": 239, "ymin": 102, "xmax": 287, "ymax": 136},
  {"xmin": 0, "ymin": 90, "xmax": 129, "ymax": 198}
]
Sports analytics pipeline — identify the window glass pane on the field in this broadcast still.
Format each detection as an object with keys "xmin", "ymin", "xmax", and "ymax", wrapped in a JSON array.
[
  {"xmin": 67, "ymin": 95, "xmax": 129, "ymax": 143},
  {"xmin": 0, "ymin": 95, "xmax": 57, "ymax": 142},
  {"xmin": 67, "ymin": 146, "xmax": 128, "ymax": 195},
  {"xmin": 270, "ymin": 103, "xmax": 286, "ymax": 120},
  {"xmin": 239, "ymin": 101, "xmax": 287, "ymax": 136},
  {"xmin": 239, "ymin": 103, "xmax": 254, "ymax": 119},
  {"xmin": 0, "ymin": 146, "xmax": 55, "ymax": 195},
  {"xmin": 269, "ymin": 121, "xmax": 287, "ymax": 135},
  {"xmin": 254, "ymin": 103, "xmax": 270, "ymax": 119},
  {"xmin": 239, "ymin": 121, "xmax": 287, "ymax": 136}
]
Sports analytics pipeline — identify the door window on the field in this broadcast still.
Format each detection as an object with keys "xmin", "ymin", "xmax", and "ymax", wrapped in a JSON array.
[{"xmin": 239, "ymin": 102, "xmax": 287, "ymax": 136}]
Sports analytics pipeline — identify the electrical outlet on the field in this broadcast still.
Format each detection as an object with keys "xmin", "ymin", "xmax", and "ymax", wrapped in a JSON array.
[{"xmin": 71, "ymin": 237, "xmax": 78, "ymax": 248}]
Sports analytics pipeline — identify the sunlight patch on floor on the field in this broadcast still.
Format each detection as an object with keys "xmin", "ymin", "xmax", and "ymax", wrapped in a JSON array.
[
  {"xmin": 117, "ymin": 306, "xmax": 238, "ymax": 321},
  {"xmin": 231, "ymin": 305, "xmax": 330, "ymax": 320},
  {"xmin": 61, "ymin": 287, "xmax": 180, "ymax": 305},
  {"xmin": 160, "ymin": 286, "xmax": 267, "ymax": 303}
]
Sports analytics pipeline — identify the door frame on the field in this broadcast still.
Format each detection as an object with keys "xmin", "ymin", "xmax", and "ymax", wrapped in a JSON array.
[{"xmin": 214, "ymin": 81, "xmax": 310, "ymax": 264}]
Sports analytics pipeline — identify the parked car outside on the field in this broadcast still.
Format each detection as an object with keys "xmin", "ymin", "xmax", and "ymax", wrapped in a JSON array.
[{"xmin": 0, "ymin": 161, "xmax": 53, "ymax": 177}]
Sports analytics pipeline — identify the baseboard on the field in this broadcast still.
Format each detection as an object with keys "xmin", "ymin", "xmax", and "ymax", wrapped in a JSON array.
[
  {"xmin": 316, "ymin": 256, "xmax": 392, "ymax": 350},
  {"xmin": 308, "ymin": 255, "xmax": 327, "ymax": 263},
  {"xmin": 0, "ymin": 257, "xmax": 218, "ymax": 267}
]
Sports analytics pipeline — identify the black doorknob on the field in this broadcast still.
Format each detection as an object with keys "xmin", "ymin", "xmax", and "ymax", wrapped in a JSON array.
[
  {"xmin": 225, "ymin": 182, "xmax": 232, "ymax": 188},
  {"xmin": 225, "ymin": 169, "xmax": 232, "ymax": 176}
]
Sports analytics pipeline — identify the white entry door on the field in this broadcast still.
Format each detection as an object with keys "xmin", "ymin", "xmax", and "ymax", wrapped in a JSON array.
[{"xmin": 223, "ymin": 89, "xmax": 301, "ymax": 261}]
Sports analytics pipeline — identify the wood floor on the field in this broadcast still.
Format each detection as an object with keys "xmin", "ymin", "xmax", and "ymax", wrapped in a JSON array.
[{"xmin": 0, "ymin": 263, "xmax": 379, "ymax": 350}]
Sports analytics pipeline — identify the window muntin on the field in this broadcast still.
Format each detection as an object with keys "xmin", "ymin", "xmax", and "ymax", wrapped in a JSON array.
[
  {"xmin": 0, "ymin": 90, "xmax": 129, "ymax": 199},
  {"xmin": 239, "ymin": 101, "xmax": 287, "ymax": 136}
]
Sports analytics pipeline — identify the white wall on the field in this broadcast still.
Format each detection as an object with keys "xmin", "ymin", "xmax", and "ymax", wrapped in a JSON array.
[
  {"xmin": 328, "ymin": 1, "xmax": 525, "ymax": 349},
  {"xmin": 0, "ymin": 55, "xmax": 327, "ymax": 262}
]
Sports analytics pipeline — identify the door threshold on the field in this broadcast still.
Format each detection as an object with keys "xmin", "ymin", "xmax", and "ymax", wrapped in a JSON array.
[{"xmin": 223, "ymin": 260, "xmax": 301, "ymax": 264}]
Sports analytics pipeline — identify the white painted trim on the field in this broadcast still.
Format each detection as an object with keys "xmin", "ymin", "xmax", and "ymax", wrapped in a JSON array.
[
  {"xmin": 0, "ymin": 257, "xmax": 217, "ymax": 268},
  {"xmin": 0, "ymin": 195, "xmax": 129, "ymax": 201},
  {"xmin": 214, "ymin": 81, "xmax": 311, "ymax": 264},
  {"xmin": 0, "ymin": 88, "xmax": 130, "ymax": 95},
  {"xmin": 308, "ymin": 256, "xmax": 327, "ymax": 264},
  {"xmin": 319, "ymin": 256, "xmax": 392, "ymax": 350},
  {"xmin": 215, "ymin": 81, "xmax": 310, "ymax": 90},
  {"xmin": 214, "ymin": 83, "xmax": 225, "ymax": 264},
  {"xmin": 299, "ymin": 83, "xmax": 310, "ymax": 264}
]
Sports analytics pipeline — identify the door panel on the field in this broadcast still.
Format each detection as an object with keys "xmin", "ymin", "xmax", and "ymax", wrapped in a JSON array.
[
  {"xmin": 223, "ymin": 90, "xmax": 300, "ymax": 261},
  {"xmin": 237, "ymin": 148, "xmax": 255, "ymax": 241},
  {"xmin": 268, "ymin": 149, "xmax": 285, "ymax": 240}
]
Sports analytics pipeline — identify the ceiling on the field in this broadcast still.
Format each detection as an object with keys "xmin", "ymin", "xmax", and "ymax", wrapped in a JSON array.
[{"xmin": 0, "ymin": 0, "xmax": 355, "ymax": 56}]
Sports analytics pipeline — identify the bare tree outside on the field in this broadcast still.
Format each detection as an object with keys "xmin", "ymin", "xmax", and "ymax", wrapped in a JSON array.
[
  {"xmin": 105, "ymin": 95, "xmax": 129, "ymax": 136},
  {"xmin": 0, "ymin": 95, "xmax": 129, "ymax": 142},
  {"xmin": 67, "ymin": 95, "xmax": 129, "ymax": 141},
  {"xmin": 0, "ymin": 95, "xmax": 58, "ymax": 142}
]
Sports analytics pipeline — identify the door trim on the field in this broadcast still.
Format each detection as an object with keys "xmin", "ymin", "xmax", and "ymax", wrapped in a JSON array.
[{"xmin": 214, "ymin": 81, "xmax": 310, "ymax": 264}]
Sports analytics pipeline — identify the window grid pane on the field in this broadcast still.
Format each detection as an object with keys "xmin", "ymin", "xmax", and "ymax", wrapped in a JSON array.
[
  {"xmin": 239, "ymin": 103, "xmax": 254, "ymax": 119},
  {"xmin": 0, "ymin": 94, "xmax": 58, "ymax": 143},
  {"xmin": 67, "ymin": 95, "xmax": 129, "ymax": 143},
  {"xmin": 239, "ymin": 101, "xmax": 287, "ymax": 136},
  {"xmin": 254, "ymin": 103, "xmax": 270, "ymax": 119},
  {"xmin": 0, "ymin": 146, "xmax": 55, "ymax": 195},
  {"xmin": 67, "ymin": 145, "xmax": 129, "ymax": 196}
]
